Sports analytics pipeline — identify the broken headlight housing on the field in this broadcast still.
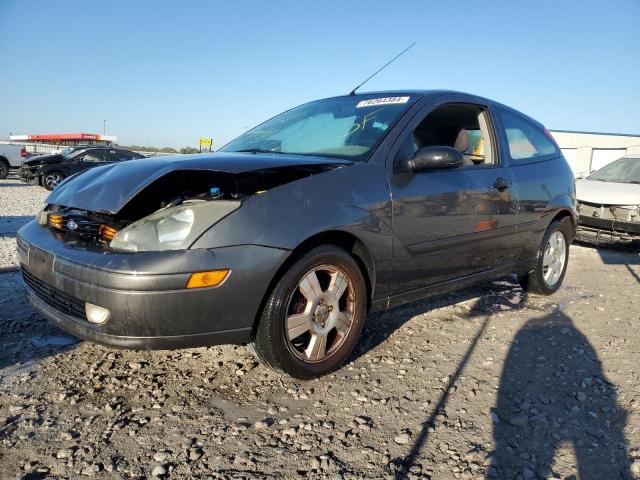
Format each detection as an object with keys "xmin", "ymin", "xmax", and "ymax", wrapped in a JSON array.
[{"xmin": 110, "ymin": 201, "xmax": 240, "ymax": 252}]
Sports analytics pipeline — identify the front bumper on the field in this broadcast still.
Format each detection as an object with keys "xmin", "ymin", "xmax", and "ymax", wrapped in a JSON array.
[
  {"xmin": 17, "ymin": 166, "xmax": 39, "ymax": 185},
  {"xmin": 17, "ymin": 221, "xmax": 290, "ymax": 349},
  {"xmin": 578, "ymin": 215, "xmax": 640, "ymax": 236}
]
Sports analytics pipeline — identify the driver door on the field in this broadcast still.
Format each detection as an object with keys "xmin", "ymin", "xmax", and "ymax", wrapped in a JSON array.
[{"xmin": 387, "ymin": 96, "xmax": 519, "ymax": 295}]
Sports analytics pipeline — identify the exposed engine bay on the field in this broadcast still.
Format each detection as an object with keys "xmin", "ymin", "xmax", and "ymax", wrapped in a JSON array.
[{"xmin": 40, "ymin": 164, "xmax": 342, "ymax": 247}]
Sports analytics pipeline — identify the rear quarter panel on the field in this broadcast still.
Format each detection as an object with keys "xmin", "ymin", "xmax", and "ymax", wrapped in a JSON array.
[{"xmin": 510, "ymin": 155, "xmax": 576, "ymax": 260}]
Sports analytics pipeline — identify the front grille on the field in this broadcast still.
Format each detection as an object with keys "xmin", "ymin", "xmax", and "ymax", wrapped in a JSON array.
[{"xmin": 22, "ymin": 268, "xmax": 86, "ymax": 320}]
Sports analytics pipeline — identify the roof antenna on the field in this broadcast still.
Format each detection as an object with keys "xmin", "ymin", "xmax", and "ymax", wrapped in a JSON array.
[{"xmin": 348, "ymin": 42, "xmax": 416, "ymax": 96}]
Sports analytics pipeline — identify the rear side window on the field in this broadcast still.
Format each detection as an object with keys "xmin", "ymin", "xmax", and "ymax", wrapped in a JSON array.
[
  {"xmin": 110, "ymin": 150, "xmax": 136, "ymax": 161},
  {"xmin": 80, "ymin": 150, "xmax": 106, "ymax": 162},
  {"xmin": 497, "ymin": 109, "xmax": 557, "ymax": 161}
]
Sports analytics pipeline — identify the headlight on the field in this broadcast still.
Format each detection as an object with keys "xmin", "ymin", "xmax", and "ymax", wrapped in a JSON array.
[
  {"xmin": 110, "ymin": 201, "xmax": 240, "ymax": 252},
  {"xmin": 36, "ymin": 207, "xmax": 49, "ymax": 225}
]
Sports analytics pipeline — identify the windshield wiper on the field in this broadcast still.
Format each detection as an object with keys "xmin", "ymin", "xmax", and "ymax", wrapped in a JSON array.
[{"xmin": 234, "ymin": 148, "xmax": 283, "ymax": 154}]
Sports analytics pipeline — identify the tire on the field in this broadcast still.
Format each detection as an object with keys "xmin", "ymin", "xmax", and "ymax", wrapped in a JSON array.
[
  {"xmin": 252, "ymin": 245, "xmax": 367, "ymax": 379},
  {"xmin": 519, "ymin": 217, "xmax": 572, "ymax": 295},
  {"xmin": 42, "ymin": 171, "xmax": 65, "ymax": 190},
  {"xmin": 0, "ymin": 159, "xmax": 9, "ymax": 179}
]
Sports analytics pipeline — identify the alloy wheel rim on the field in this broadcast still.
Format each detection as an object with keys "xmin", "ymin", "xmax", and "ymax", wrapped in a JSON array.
[
  {"xmin": 542, "ymin": 231, "xmax": 566, "ymax": 287},
  {"xmin": 45, "ymin": 173, "xmax": 62, "ymax": 189},
  {"xmin": 285, "ymin": 264, "xmax": 355, "ymax": 363}
]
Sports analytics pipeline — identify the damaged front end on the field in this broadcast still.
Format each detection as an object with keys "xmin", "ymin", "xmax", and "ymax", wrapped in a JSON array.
[
  {"xmin": 577, "ymin": 201, "xmax": 640, "ymax": 239},
  {"xmin": 38, "ymin": 155, "xmax": 348, "ymax": 251}
]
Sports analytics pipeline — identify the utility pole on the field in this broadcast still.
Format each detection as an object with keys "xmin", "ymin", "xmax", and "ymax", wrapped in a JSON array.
[{"xmin": 103, "ymin": 120, "xmax": 106, "ymax": 136}]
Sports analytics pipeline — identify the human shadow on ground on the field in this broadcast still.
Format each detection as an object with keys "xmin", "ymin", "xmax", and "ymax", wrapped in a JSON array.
[
  {"xmin": 390, "ymin": 284, "xmax": 633, "ymax": 479},
  {"xmin": 490, "ymin": 310, "xmax": 631, "ymax": 479}
]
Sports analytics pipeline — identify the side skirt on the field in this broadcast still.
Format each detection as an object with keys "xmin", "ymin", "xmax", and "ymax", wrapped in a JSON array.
[{"xmin": 374, "ymin": 259, "xmax": 536, "ymax": 311}]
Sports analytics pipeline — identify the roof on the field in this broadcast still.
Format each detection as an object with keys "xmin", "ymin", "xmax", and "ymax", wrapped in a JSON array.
[{"xmin": 550, "ymin": 129, "xmax": 640, "ymax": 138}]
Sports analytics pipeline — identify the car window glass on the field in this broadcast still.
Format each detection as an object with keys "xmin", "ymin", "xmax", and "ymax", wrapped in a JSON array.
[
  {"xmin": 588, "ymin": 158, "xmax": 640, "ymax": 183},
  {"xmin": 220, "ymin": 95, "xmax": 416, "ymax": 162},
  {"xmin": 81, "ymin": 151, "xmax": 105, "ymax": 163},
  {"xmin": 110, "ymin": 150, "xmax": 135, "ymax": 161},
  {"xmin": 410, "ymin": 104, "xmax": 495, "ymax": 166},
  {"xmin": 498, "ymin": 109, "xmax": 557, "ymax": 160}
]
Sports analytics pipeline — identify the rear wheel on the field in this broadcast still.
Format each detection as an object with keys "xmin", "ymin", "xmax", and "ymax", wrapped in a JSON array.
[
  {"xmin": 519, "ymin": 218, "xmax": 572, "ymax": 295},
  {"xmin": 43, "ymin": 171, "xmax": 64, "ymax": 190},
  {"xmin": 252, "ymin": 245, "xmax": 367, "ymax": 379},
  {"xmin": 0, "ymin": 159, "xmax": 9, "ymax": 179}
]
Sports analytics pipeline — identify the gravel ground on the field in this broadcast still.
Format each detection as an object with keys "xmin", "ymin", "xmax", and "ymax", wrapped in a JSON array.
[
  {"xmin": 0, "ymin": 176, "xmax": 48, "ymax": 269},
  {"xmin": 1, "ymin": 178, "xmax": 639, "ymax": 479}
]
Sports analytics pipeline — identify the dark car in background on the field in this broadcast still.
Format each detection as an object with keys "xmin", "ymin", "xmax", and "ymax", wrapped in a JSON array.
[
  {"xmin": 17, "ymin": 90, "xmax": 576, "ymax": 378},
  {"xmin": 19, "ymin": 146, "xmax": 146, "ymax": 190}
]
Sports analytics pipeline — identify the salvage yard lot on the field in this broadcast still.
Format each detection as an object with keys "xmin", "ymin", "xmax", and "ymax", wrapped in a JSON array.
[{"xmin": 0, "ymin": 176, "xmax": 639, "ymax": 479}]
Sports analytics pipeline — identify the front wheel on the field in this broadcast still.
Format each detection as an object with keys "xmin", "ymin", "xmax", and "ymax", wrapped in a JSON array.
[
  {"xmin": 252, "ymin": 245, "xmax": 367, "ymax": 379},
  {"xmin": 519, "ymin": 218, "xmax": 572, "ymax": 295},
  {"xmin": 42, "ymin": 171, "xmax": 65, "ymax": 190}
]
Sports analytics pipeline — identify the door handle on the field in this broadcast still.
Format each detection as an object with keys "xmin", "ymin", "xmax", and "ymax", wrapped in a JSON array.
[{"xmin": 493, "ymin": 177, "xmax": 511, "ymax": 192}]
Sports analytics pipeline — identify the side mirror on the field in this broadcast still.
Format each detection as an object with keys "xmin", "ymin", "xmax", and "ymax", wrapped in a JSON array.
[{"xmin": 396, "ymin": 146, "xmax": 464, "ymax": 174}]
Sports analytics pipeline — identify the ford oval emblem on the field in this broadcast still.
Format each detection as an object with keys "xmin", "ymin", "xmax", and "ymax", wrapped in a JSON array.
[{"xmin": 67, "ymin": 220, "xmax": 78, "ymax": 231}]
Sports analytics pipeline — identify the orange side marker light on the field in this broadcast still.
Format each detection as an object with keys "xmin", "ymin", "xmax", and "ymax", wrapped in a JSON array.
[{"xmin": 185, "ymin": 270, "xmax": 230, "ymax": 289}]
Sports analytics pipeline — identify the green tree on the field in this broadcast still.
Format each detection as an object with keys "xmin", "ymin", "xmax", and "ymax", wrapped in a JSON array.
[{"xmin": 179, "ymin": 147, "xmax": 199, "ymax": 154}]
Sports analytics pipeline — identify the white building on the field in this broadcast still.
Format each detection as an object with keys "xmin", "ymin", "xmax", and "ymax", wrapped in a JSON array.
[{"xmin": 550, "ymin": 130, "xmax": 640, "ymax": 177}]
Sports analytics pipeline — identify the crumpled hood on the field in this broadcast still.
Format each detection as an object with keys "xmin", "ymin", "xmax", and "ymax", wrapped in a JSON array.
[
  {"xmin": 46, "ymin": 152, "xmax": 352, "ymax": 214},
  {"xmin": 24, "ymin": 154, "xmax": 64, "ymax": 166},
  {"xmin": 576, "ymin": 178, "xmax": 640, "ymax": 206}
]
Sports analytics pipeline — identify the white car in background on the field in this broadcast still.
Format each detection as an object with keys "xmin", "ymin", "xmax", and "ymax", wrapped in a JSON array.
[
  {"xmin": 576, "ymin": 155, "xmax": 640, "ymax": 239},
  {"xmin": 0, "ymin": 144, "xmax": 31, "ymax": 179}
]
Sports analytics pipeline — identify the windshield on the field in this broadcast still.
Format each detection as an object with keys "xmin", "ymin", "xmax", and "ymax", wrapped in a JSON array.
[
  {"xmin": 588, "ymin": 157, "xmax": 640, "ymax": 184},
  {"xmin": 220, "ymin": 95, "xmax": 416, "ymax": 161},
  {"xmin": 60, "ymin": 147, "xmax": 80, "ymax": 158}
]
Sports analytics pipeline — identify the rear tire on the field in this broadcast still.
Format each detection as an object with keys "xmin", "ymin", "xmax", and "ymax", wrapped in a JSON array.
[
  {"xmin": 43, "ymin": 171, "xmax": 65, "ymax": 190},
  {"xmin": 519, "ymin": 218, "xmax": 572, "ymax": 295},
  {"xmin": 252, "ymin": 245, "xmax": 367, "ymax": 379},
  {"xmin": 0, "ymin": 159, "xmax": 9, "ymax": 179}
]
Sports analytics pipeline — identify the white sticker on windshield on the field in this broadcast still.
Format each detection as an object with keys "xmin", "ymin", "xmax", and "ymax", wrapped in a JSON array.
[{"xmin": 356, "ymin": 96, "xmax": 410, "ymax": 108}]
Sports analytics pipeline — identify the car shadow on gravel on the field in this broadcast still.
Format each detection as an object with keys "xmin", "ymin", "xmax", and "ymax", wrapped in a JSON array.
[
  {"xmin": 490, "ymin": 310, "xmax": 632, "ymax": 479},
  {"xmin": 576, "ymin": 239, "xmax": 640, "ymax": 283},
  {"xmin": 0, "ymin": 215, "xmax": 36, "ymax": 237},
  {"xmin": 353, "ymin": 277, "xmax": 530, "ymax": 362},
  {"xmin": 594, "ymin": 247, "xmax": 640, "ymax": 284},
  {"xmin": 0, "ymin": 182, "xmax": 31, "ymax": 188},
  {"xmin": 349, "ymin": 277, "xmax": 531, "ymax": 479}
]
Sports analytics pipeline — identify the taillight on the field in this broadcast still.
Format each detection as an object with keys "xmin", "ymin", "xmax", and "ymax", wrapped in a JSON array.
[{"xmin": 20, "ymin": 148, "xmax": 28, "ymax": 158}]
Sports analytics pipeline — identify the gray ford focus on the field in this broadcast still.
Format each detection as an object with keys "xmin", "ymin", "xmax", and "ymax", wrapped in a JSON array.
[{"xmin": 17, "ymin": 90, "xmax": 577, "ymax": 378}]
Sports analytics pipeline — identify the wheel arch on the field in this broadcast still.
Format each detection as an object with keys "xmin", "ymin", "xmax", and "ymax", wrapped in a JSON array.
[
  {"xmin": 249, "ymin": 229, "xmax": 375, "ymax": 340},
  {"xmin": 550, "ymin": 208, "xmax": 577, "ymax": 240}
]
